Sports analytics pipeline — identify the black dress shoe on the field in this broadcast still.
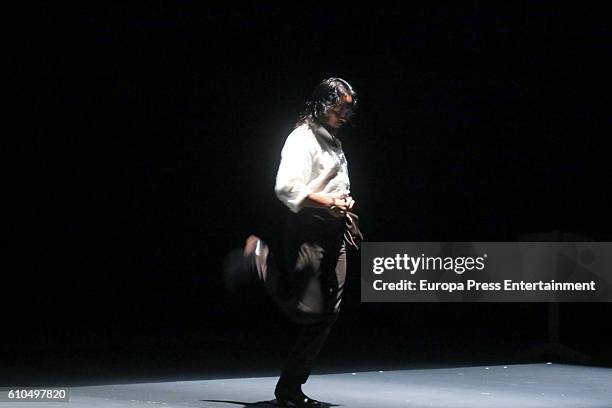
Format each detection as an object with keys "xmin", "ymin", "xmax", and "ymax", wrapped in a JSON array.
[{"xmin": 274, "ymin": 384, "xmax": 321, "ymax": 408}]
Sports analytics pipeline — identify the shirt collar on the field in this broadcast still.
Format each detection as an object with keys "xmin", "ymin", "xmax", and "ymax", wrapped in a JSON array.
[{"xmin": 312, "ymin": 122, "xmax": 341, "ymax": 148}]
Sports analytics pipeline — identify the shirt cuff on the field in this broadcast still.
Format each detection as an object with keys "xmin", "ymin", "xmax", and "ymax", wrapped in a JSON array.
[{"xmin": 275, "ymin": 186, "xmax": 314, "ymax": 213}]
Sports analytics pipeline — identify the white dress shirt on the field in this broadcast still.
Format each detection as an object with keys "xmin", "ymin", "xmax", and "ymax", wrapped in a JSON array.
[{"xmin": 275, "ymin": 122, "xmax": 350, "ymax": 213}]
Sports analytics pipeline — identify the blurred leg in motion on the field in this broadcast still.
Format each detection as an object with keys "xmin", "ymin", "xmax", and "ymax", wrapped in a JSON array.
[{"xmin": 222, "ymin": 210, "xmax": 347, "ymax": 407}]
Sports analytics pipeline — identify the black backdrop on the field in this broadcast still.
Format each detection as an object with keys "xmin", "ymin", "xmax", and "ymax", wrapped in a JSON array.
[{"xmin": 12, "ymin": 2, "xmax": 611, "ymax": 384}]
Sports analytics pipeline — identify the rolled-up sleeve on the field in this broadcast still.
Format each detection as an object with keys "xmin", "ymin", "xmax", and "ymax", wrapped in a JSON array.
[{"xmin": 274, "ymin": 129, "xmax": 315, "ymax": 213}]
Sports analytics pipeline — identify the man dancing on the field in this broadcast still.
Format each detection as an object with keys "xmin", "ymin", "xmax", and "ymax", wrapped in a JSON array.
[{"xmin": 225, "ymin": 77, "xmax": 360, "ymax": 408}]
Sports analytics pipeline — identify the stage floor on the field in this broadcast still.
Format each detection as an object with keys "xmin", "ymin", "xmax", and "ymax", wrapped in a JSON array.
[{"xmin": 6, "ymin": 363, "xmax": 612, "ymax": 407}]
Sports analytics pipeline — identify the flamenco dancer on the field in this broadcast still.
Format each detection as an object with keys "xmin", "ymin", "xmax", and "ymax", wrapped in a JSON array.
[{"xmin": 224, "ymin": 77, "xmax": 362, "ymax": 408}]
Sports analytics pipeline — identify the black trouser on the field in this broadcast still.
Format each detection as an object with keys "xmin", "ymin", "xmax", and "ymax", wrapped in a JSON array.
[{"xmin": 265, "ymin": 208, "xmax": 347, "ymax": 386}]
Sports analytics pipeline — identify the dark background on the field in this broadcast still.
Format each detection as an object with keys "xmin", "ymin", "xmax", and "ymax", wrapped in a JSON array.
[{"xmin": 10, "ymin": 2, "xmax": 611, "ymax": 385}]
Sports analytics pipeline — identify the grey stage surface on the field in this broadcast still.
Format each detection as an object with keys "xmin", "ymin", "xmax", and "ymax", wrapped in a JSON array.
[{"xmin": 3, "ymin": 363, "xmax": 611, "ymax": 408}]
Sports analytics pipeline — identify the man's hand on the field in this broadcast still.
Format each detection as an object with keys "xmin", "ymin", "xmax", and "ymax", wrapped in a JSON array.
[
  {"xmin": 303, "ymin": 193, "xmax": 356, "ymax": 217},
  {"xmin": 329, "ymin": 196, "xmax": 356, "ymax": 218},
  {"xmin": 344, "ymin": 196, "xmax": 356, "ymax": 211}
]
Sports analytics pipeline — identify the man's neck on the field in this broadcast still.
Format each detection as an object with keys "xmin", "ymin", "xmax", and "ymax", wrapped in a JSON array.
[
  {"xmin": 325, "ymin": 125, "xmax": 338, "ymax": 137},
  {"xmin": 315, "ymin": 120, "xmax": 338, "ymax": 138}
]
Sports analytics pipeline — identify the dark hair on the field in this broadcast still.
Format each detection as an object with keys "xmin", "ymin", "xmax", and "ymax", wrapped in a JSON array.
[{"xmin": 295, "ymin": 77, "xmax": 358, "ymax": 128}]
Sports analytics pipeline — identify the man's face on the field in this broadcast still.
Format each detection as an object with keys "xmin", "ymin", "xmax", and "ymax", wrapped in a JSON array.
[{"xmin": 324, "ymin": 94, "xmax": 354, "ymax": 129}]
